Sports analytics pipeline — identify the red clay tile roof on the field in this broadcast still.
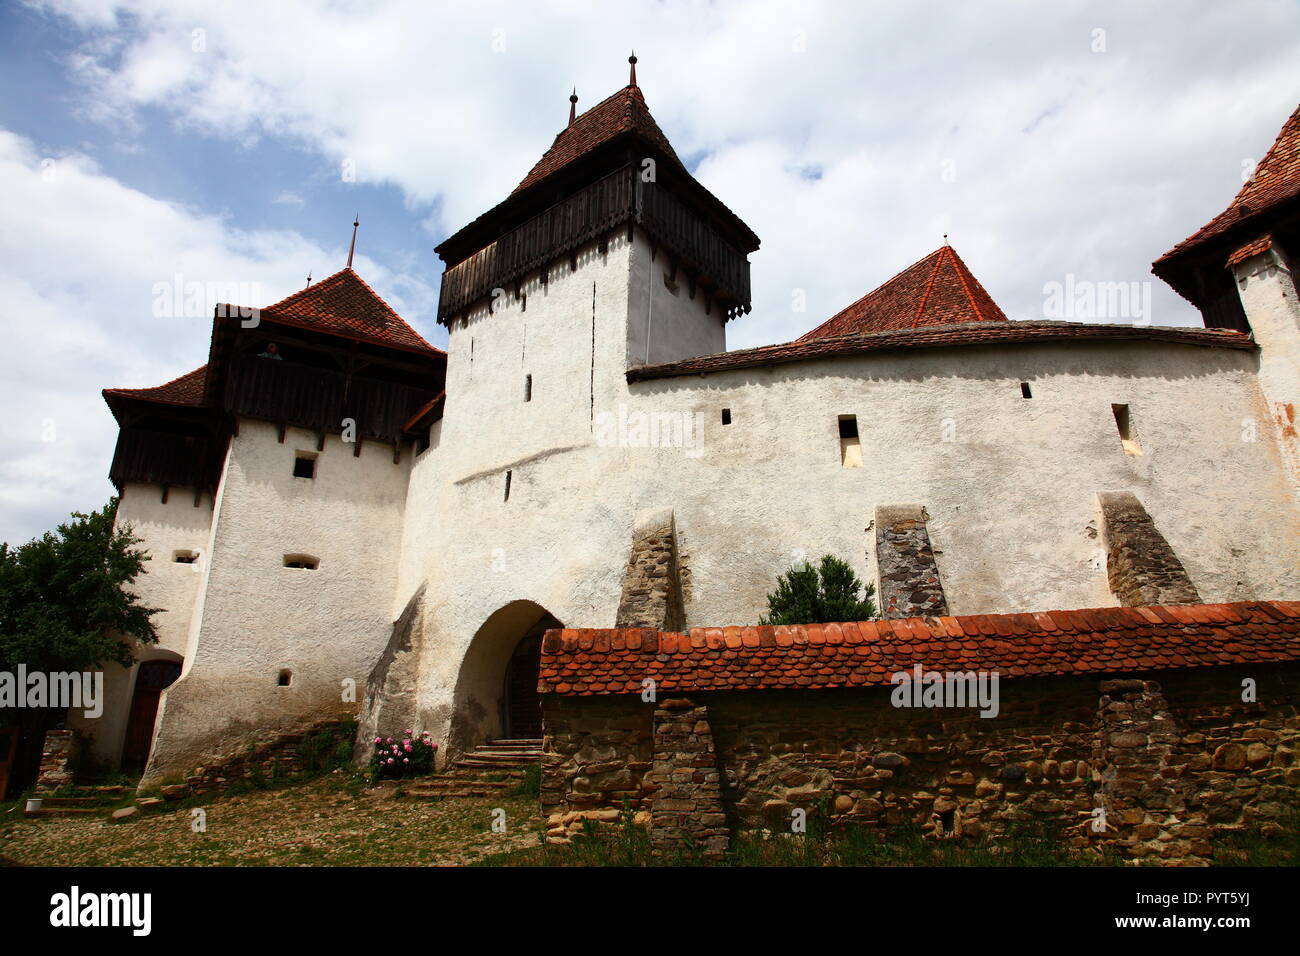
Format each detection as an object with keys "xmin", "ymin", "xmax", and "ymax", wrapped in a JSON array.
[
  {"xmin": 798, "ymin": 245, "xmax": 1009, "ymax": 341},
  {"xmin": 254, "ymin": 268, "xmax": 441, "ymax": 356},
  {"xmin": 1157, "ymin": 103, "xmax": 1300, "ymax": 266},
  {"xmin": 103, "ymin": 365, "xmax": 208, "ymax": 407},
  {"xmin": 1225, "ymin": 234, "xmax": 1273, "ymax": 268},
  {"xmin": 627, "ymin": 320, "xmax": 1254, "ymax": 382},
  {"xmin": 538, "ymin": 601, "xmax": 1300, "ymax": 696},
  {"xmin": 513, "ymin": 84, "xmax": 685, "ymax": 196}
]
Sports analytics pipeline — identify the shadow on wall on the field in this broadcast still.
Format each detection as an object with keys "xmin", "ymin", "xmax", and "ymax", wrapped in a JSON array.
[{"xmin": 448, "ymin": 599, "xmax": 562, "ymax": 754}]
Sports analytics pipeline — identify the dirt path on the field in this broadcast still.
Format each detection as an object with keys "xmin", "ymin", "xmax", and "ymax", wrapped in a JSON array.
[{"xmin": 0, "ymin": 777, "xmax": 542, "ymax": 867}]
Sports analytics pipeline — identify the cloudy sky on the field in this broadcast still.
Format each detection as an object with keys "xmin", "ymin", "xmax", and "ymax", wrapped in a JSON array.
[{"xmin": 2, "ymin": 0, "xmax": 1297, "ymax": 545}]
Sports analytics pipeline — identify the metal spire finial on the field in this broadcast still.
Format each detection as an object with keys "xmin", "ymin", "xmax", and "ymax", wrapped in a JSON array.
[
  {"xmin": 629, "ymin": 51, "xmax": 637, "ymax": 87},
  {"xmin": 569, "ymin": 88, "xmax": 578, "ymax": 127},
  {"xmin": 346, "ymin": 215, "xmax": 360, "ymax": 269}
]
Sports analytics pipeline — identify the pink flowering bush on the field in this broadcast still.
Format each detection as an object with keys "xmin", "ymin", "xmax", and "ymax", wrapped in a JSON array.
[{"xmin": 367, "ymin": 730, "xmax": 437, "ymax": 782}]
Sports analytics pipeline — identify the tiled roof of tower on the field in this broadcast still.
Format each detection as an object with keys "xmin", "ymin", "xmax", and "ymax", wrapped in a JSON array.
[
  {"xmin": 1157, "ymin": 102, "xmax": 1300, "ymax": 265},
  {"xmin": 103, "ymin": 365, "xmax": 208, "ymax": 407},
  {"xmin": 256, "ymin": 268, "xmax": 441, "ymax": 355},
  {"xmin": 512, "ymin": 84, "xmax": 685, "ymax": 195},
  {"xmin": 798, "ymin": 245, "xmax": 1009, "ymax": 341},
  {"xmin": 538, "ymin": 601, "xmax": 1300, "ymax": 696},
  {"xmin": 627, "ymin": 321, "xmax": 1253, "ymax": 382}
]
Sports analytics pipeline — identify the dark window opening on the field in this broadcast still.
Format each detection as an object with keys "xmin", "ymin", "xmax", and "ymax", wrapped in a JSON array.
[
  {"xmin": 277, "ymin": 669, "xmax": 292, "ymax": 687},
  {"xmin": 1020, "ymin": 382, "xmax": 1032, "ymax": 399},
  {"xmin": 838, "ymin": 415, "xmax": 858, "ymax": 440},
  {"xmin": 939, "ymin": 809, "xmax": 956, "ymax": 834},
  {"xmin": 721, "ymin": 408, "xmax": 731, "ymax": 425},
  {"xmin": 173, "ymin": 550, "xmax": 198, "ymax": 564},
  {"xmin": 293, "ymin": 455, "xmax": 316, "ymax": 479},
  {"xmin": 504, "ymin": 470, "xmax": 512, "ymax": 502},
  {"xmin": 524, "ymin": 374, "xmax": 532, "ymax": 402},
  {"xmin": 283, "ymin": 554, "xmax": 319, "ymax": 570}
]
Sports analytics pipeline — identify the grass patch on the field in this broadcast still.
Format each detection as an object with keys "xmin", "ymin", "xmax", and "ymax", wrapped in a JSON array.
[{"xmin": 481, "ymin": 815, "xmax": 1126, "ymax": 867}]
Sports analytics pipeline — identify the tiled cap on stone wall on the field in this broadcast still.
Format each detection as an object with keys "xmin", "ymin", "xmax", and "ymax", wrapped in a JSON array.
[{"xmin": 537, "ymin": 601, "xmax": 1300, "ymax": 696}]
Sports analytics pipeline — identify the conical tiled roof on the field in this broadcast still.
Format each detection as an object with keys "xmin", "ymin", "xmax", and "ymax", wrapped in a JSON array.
[
  {"xmin": 1157, "ymin": 102, "xmax": 1300, "ymax": 265},
  {"xmin": 259, "ymin": 268, "xmax": 440, "ymax": 355},
  {"xmin": 798, "ymin": 245, "xmax": 1009, "ymax": 341},
  {"xmin": 512, "ymin": 84, "xmax": 685, "ymax": 196}
]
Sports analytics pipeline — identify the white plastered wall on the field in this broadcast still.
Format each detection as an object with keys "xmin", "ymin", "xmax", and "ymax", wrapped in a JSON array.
[
  {"xmin": 393, "ymin": 229, "xmax": 1300, "ymax": 756},
  {"xmin": 68, "ymin": 482, "xmax": 212, "ymax": 767},
  {"xmin": 140, "ymin": 419, "xmax": 411, "ymax": 785}
]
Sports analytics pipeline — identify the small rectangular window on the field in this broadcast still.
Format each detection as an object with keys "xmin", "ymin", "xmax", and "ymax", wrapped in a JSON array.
[
  {"xmin": 504, "ymin": 470, "xmax": 512, "ymax": 502},
  {"xmin": 173, "ymin": 550, "xmax": 198, "ymax": 564},
  {"xmin": 283, "ymin": 554, "xmax": 319, "ymax": 570},
  {"xmin": 838, "ymin": 415, "xmax": 862, "ymax": 468},
  {"xmin": 293, "ymin": 455, "xmax": 316, "ymax": 479},
  {"xmin": 1020, "ymin": 382, "xmax": 1032, "ymax": 399},
  {"xmin": 277, "ymin": 669, "xmax": 292, "ymax": 687},
  {"xmin": 524, "ymin": 374, "xmax": 532, "ymax": 402},
  {"xmin": 721, "ymin": 408, "xmax": 731, "ymax": 425},
  {"xmin": 1112, "ymin": 404, "xmax": 1142, "ymax": 456}
]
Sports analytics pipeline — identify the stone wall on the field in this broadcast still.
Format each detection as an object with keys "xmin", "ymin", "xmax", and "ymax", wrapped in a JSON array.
[
  {"xmin": 648, "ymin": 697, "xmax": 728, "ymax": 855},
  {"xmin": 540, "ymin": 664, "xmax": 1300, "ymax": 862},
  {"xmin": 174, "ymin": 717, "xmax": 356, "ymax": 795},
  {"xmin": 1098, "ymin": 492, "xmax": 1201, "ymax": 606},
  {"xmin": 540, "ymin": 695, "xmax": 653, "ymax": 843},
  {"xmin": 875, "ymin": 504, "xmax": 948, "ymax": 618},
  {"xmin": 615, "ymin": 508, "xmax": 686, "ymax": 631},
  {"xmin": 34, "ymin": 730, "xmax": 77, "ymax": 794}
]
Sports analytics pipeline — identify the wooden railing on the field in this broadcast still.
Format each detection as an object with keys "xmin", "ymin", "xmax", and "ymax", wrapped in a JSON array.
[
  {"xmin": 437, "ymin": 165, "xmax": 752, "ymax": 322},
  {"xmin": 224, "ymin": 357, "xmax": 437, "ymax": 442}
]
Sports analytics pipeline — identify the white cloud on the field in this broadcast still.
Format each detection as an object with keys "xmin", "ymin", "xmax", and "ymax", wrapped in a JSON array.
[
  {"xmin": 5, "ymin": 0, "xmax": 1300, "ymax": 541},
  {"xmin": 0, "ymin": 129, "xmax": 436, "ymax": 544}
]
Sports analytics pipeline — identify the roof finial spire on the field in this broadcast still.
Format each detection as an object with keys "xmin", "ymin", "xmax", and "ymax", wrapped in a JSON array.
[
  {"xmin": 943, "ymin": 233, "xmax": 949, "ymax": 246},
  {"xmin": 628, "ymin": 51, "xmax": 637, "ymax": 87},
  {"xmin": 305, "ymin": 269, "xmax": 312, "ymax": 288},
  {"xmin": 346, "ymin": 215, "xmax": 360, "ymax": 269},
  {"xmin": 568, "ymin": 88, "xmax": 578, "ymax": 127}
]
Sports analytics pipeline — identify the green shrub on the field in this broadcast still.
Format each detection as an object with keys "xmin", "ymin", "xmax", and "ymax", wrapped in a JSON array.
[{"xmin": 759, "ymin": 554, "xmax": 878, "ymax": 625}]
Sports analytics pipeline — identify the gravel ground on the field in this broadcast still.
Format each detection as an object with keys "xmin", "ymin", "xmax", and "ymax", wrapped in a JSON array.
[{"xmin": 0, "ymin": 777, "xmax": 543, "ymax": 867}]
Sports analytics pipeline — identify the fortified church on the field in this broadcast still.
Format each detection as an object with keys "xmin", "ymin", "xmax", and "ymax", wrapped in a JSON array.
[{"xmin": 76, "ymin": 61, "xmax": 1300, "ymax": 844}]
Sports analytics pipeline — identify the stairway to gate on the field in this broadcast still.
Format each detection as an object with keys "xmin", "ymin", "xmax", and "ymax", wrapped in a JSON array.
[{"xmin": 401, "ymin": 739, "xmax": 542, "ymax": 800}]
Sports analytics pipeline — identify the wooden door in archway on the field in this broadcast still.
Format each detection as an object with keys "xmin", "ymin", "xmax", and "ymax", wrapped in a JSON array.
[
  {"xmin": 121, "ymin": 660, "xmax": 181, "ymax": 770},
  {"xmin": 502, "ymin": 615, "xmax": 557, "ymax": 739}
]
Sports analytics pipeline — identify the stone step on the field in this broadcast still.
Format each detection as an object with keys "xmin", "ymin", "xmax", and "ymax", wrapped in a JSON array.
[
  {"xmin": 489, "ymin": 738, "xmax": 542, "ymax": 748},
  {"xmin": 36, "ymin": 796, "xmax": 102, "ymax": 807},
  {"xmin": 475, "ymin": 744, "xmax": 542, "ymax": 753},
  {"xmin": 25, "ymin": 807, "xmax": 101, "ymax": 818},
  {"xmin": 407, "ymin": 779, "xmax": 512, "ymax": 793},
  {"xmin": 452, "ymin": 758, "xmax": 537, "ymax": 771},
  {"xmin": 405, "ymin": 788, "xmax": 503, "ymax": 799}
]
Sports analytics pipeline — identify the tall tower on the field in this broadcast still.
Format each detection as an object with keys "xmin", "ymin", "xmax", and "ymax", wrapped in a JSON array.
[
  {"xmin": 429, "ymin": 59, "xmax": 761, "ymax": 474},
  {"xmin": 1153, "ymin": 103, "xmax": 1300, "ymax": 500}
]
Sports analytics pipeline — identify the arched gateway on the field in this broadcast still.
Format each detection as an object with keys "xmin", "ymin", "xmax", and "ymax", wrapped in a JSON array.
[{"xmin": 449, "ymin": 601, "xmax": 561, "ymax": 751}]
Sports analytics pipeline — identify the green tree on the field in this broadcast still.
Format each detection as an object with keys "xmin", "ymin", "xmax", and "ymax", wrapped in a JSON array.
[
  {"xmin": 759, "ymin": 554, "xmax": 878, "ymax": 626},
  {"xmin": 0, "ymin": 498, "xmax": 159, "ymax": 675}
]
